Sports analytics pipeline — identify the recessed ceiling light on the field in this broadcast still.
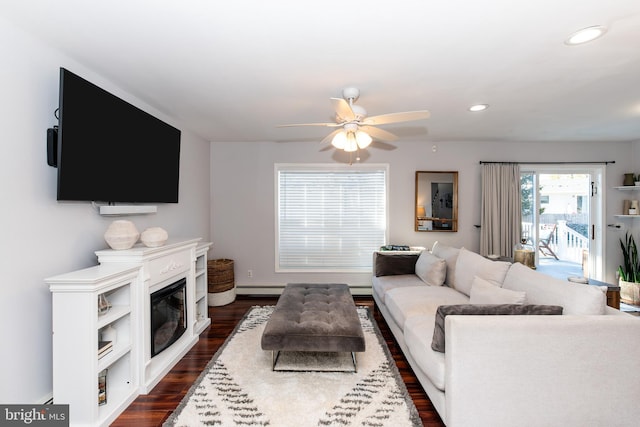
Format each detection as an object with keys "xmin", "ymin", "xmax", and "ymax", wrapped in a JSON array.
[
  {"xmin": 565, "ymin": 25, "xmax": 607, "ymax": 45},
  {"xmin": 469, "ymin": 104, "xmax": 489, "ymax": 112}
]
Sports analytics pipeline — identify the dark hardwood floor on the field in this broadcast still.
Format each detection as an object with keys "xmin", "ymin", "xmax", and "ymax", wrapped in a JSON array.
[{"xmin": 112, "ymin": 296, "xmax": 445, "ymax": 426}]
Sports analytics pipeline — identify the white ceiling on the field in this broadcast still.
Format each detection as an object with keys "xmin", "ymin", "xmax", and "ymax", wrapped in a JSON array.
[{"xmin": 3, "ymin": 0, "xmax": 640, "ymax": 145}]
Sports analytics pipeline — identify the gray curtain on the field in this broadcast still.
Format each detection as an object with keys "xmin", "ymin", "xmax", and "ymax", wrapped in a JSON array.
[{"xmin": 480, "ymin": 163, "xmax": 522, "ymax": 257}]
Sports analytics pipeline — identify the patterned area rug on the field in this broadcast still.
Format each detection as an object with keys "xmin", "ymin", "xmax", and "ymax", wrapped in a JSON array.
[{"xmin": 164, "ymin": 306, "xmax": 421, "ymax": 426}]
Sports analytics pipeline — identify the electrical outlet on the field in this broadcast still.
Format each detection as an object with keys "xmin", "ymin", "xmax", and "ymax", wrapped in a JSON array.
[{"xmin": 247, "ymin": 269, "xmax": 253, "ymax": 278}]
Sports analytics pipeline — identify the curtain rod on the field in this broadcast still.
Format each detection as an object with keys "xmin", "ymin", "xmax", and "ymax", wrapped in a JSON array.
[{"xmin": 479, "ymin": 161, "xmax": 615, "ymax": 165}]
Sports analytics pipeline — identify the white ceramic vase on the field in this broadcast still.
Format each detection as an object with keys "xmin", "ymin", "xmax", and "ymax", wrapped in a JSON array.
[
  {"xmin": 141, "ymin": 227, "xmax": 169, "ymax": 247},
  {"xmin": 104, "ymin": 220, "xmax": 140, "ymax": 250}
]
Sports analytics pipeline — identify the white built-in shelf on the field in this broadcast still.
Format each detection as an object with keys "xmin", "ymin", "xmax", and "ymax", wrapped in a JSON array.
[
  {"xmin": 46, "ymin": 238, "xmax": 212, "ymax": 426},
  {"xmin": 194, "ymin": 242, "xmax": 212, "ymax": 334},
  {"xmin": 46, "ymin": 264, "xmax": 140, "ymax": 427},
  {"xmin": 614, "ymin": 187, "xmax": 640, "ymax": 217},
  {"xmin": 98, "ymin": 344, "xmax": 132, "ymax": 372},
  {"xmin": 97, "ymin": 305, "xmax": 130, "ymax": 329}
]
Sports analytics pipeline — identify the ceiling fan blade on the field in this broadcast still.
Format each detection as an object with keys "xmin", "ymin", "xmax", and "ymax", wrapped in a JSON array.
[
  {"xmin": 360, "ymin": 126, "xmax": 398, "ymax": 142},
  {"xmin": 363, "ymin": 110, "xmax": 430, "ymax": 126},
  {"xmin": 370, "ymin": 140, "xmax": 397, "ymax": 151},
  {"xmin": 330, "ymin": 98, "xmax": 355, "ymax": 122},
  {"xmin": 277, "ymin": 122, "xmax": 342, "ymax": 128},
  {"xmin": 320, "ymin": 129, "xmax": 342, "ymax": 145}
]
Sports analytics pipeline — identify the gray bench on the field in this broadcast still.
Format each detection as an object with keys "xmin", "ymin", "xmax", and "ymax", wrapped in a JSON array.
[{"xmin": 261, "ymin": 283, "xmax": 366, "ymax": 371}]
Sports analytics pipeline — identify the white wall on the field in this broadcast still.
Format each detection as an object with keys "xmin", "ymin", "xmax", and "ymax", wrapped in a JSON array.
[
  {"xmin": 630, "ymin": 141, "xmax": 640, "ymax": 237},
  {"xmin": 0, "ymin": 19, "xmax": 211, "ymax": 403},
  {"xmin": 211, "ymin": 139, "xmax": 636, "ymax": 292}
]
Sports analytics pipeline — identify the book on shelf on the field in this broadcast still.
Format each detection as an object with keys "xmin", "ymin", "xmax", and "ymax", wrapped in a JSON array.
[
  {"xmin": 98, "ymin": 369, "xmax": 107, "ymax": 406},
  {"xmin": 98, "ymin": 340, "xmax": 113, "ymax": 359}
]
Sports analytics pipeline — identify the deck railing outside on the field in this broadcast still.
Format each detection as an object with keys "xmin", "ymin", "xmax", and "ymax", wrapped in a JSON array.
[{"xmin": 522, "ymin": 220, "xmax": 588, "ymax": 264}]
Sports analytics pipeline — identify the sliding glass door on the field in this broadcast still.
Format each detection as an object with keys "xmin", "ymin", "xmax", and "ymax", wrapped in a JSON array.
[{"xmin": 520, "ymin": 164, "xmax": 604, "ymax": 280}]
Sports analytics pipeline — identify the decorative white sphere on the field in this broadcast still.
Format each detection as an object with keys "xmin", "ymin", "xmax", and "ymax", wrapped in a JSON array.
[
  {"xmin": 141, "ymin": 227, "xmax": 168, "ymax": 247},
  {"xmin": 104, "ymin": 220, "xmax": 140, "ymax": 250}
]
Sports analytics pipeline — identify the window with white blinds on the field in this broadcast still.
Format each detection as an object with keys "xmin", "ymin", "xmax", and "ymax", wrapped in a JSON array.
[{"xmin": 276, "ymin": 164, "xmax": 388, "ymax": 272}]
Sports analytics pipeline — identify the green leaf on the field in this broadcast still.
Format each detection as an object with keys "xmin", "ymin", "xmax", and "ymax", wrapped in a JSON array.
[{"xmin": 620, "ymin": 232, "xmax": 640, "ymax": 283}]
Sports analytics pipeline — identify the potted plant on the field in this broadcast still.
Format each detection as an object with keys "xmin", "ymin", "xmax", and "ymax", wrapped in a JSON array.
[{"xmin": 618, "ymin": 232, "xmax": 640, "ymax": 305}]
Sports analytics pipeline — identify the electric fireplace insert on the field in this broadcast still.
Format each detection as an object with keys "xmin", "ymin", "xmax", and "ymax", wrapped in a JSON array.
[{"xmin": 150, "ymin": 278, "xmax": 187, "ymax": 357}]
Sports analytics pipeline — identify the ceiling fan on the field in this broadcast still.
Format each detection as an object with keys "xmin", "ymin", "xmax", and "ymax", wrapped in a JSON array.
[{"xmin": 278, "ymin": 87, "xmax": 430, "ymax": 153}]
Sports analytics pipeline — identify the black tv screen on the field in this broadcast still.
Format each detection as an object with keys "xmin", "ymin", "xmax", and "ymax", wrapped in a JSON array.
[{"xmin": 56, "ymin": 68, "xmax": 181, "ymax": 203}]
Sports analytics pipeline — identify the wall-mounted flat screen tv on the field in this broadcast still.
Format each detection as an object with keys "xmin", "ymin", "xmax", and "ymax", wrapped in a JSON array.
[{"xmin": 55, "ymin": 67, "xmax": 181, "ymax": 203}]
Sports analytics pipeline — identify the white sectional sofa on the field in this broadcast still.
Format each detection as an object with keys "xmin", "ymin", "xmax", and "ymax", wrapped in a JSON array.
[{"xmin": 372, "ymin": 243, "xmax": 640, "ymax": 427}]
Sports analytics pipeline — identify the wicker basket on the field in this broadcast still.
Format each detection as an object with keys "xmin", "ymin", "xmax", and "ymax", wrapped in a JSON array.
[
  {"xmin": 208, "ymin": 259, "xmax": 235, "ymax": 294},
  {"xmin": 620, "ymin": 279, "xmax": 640, "ymax": 305}
]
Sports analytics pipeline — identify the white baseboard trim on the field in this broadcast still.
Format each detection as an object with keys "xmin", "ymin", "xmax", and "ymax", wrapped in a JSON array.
[{"xmin": 236, "ymin": 285, "xmax": 372, "ymax": 296}]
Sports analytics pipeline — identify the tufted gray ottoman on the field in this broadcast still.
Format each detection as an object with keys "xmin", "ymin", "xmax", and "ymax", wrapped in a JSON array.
[{"xmin": 261, "ymin": 283, "xmax": 366, "ymax": 372}]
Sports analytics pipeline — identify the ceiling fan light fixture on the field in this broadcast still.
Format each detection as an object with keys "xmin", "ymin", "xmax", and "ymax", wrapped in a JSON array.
[
  {"xmin": 355, "ymin": 130, "xmax": 372, "ymax": 148},
  {"xmin": 278, "ymin": 87, "xmax": 430, "ymax": 156},
  {"xmin": 331, "ymin": 131, "xmax": 347, "ymax": 149},
  {"xmin": 344, "ymin": 133, "xmax": 358, "ymax": 152},
  {"xmin": 565, "ymin": 25, "xmax": 607, "ymax": 45}
]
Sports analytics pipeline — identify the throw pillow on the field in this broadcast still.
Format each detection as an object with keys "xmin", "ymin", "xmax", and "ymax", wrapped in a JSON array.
[
  {"xmin": 374, "ymin": 253, "xmax": 419, "ymax": 277},
  {"xmin": 431, "ymin": 241, "xmax": 460, "ymax": 287},
  {"xmin": 415, "ymin": 251, "xmax": 446, "ymax": 286},
  {"xmin": 470, "ymin": 276, "xmax": 527, "ymax": 304},
  {"xmin": 453, "ymin": 248, "xmax": 511, "ymax": 296},
  {"xmin": 431, "ymin": 303, "xmax": 563, "ymax": 353},
  {"xmin": 502, "ymin": 262, "xmax": 607, "ymax": 315}
]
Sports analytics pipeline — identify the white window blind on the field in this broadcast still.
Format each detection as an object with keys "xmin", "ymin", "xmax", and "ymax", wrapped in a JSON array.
[{"xmin": 276, "ymin": 164, "xmax": 388, "ymax": 272}]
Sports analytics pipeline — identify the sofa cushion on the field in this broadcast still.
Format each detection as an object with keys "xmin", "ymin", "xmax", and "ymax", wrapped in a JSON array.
[
  {"xmin": 385, "ymin": 285, "xmax": 470, "ymax": 331},
  {"xmin": 502, "ymin": 262, "xmax": 607, "ymax": 315},
  {"xmin": 404, "ymin": 314, "xmax": 446, "ymax": 391},
  {"xmin": 431, "ymin": 241, "xmax": 460, "ymax": 287},
  {"xmin": 470, "ymin": 276, "xmax": 527, "ymax": 304},
  {"xmin": 453, "ymin": 248, "xmax": 511, "ymax": 296},
  {"xmin": 415, "ymin": 251, "xmax": 446, "ymax": 286},
  {"xmin": 372, "ymin": 274, "xmax": 426, "ymax": 304},
  {"xmin": 374, "ymin": 252, "xmax": 419, "ymax": 276},
  {"xmin": 431, "ymin": 304, "xmax": 564, "ymax": 352}
]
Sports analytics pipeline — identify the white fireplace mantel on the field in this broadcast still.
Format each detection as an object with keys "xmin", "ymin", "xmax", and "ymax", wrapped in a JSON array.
[
  {"xmin": 96, "ymin": 238, "xmax": 208, "ymax": 393},
  {"xmin": 47, "ymin": 238, "xmax": 211, "ymax": 426}
]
